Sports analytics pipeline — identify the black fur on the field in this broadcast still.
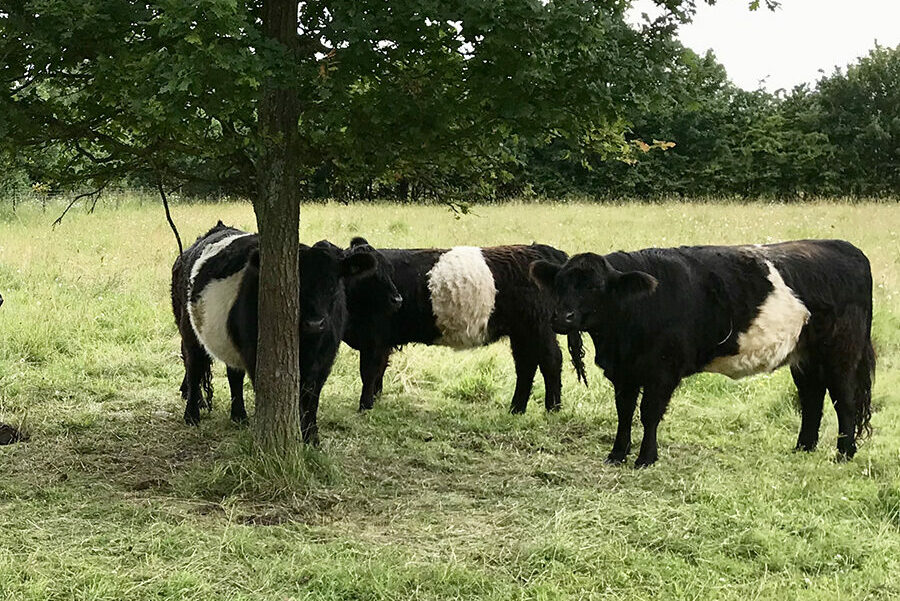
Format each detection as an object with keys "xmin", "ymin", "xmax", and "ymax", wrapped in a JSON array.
[
  {"xmin": 532, "ymin": 239, "xmax": 875, "ymax": 467},
  {"xmin": 343, "ymin": 242, "xmax": 586, "ymax": 413}
]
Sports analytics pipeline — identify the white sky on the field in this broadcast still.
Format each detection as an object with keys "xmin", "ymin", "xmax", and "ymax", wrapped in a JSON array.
[{"xmin": 629, "ymin": 0, "xmax": 900, "ymax": 92}]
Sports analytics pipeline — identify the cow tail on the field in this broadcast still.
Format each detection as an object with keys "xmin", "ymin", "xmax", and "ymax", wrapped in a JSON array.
[
  {"xmin": 178, "ymin": 351, "xmax": 214, "ymax": 410},
  {"xmin": 854, "ymin": 257, "xmax": 875, "ymax": 441},
  {"xmin": 855, "ymin": 336, "xmax": 875, "ymax": 440},
  {"xmin": 200, "ymin": 364, "xmax": 214, "ymax": 412},
  {"xmin": 567, "ymin": 331, "xmax": 588, "ymax": 386}
]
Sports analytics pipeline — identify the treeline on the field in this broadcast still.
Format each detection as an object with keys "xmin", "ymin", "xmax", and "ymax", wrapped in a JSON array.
[
  {"xmin": 527, "ymin": 44, "xmax": 900, "ymax": 200},
  {"xmin": 4, "ymin": 44, "xmax": 898, "ymax": 203},
  {"xmin": 314, "ymin": 44, "xmax": 899, "ymax": 201},
  {"xmin": 372, "ymin": 44, "xmax": 898, "ymax": 201}
]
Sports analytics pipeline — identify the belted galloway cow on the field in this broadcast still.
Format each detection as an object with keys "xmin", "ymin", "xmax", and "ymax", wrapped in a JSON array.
[
  {"xmin": 531, "ymin": 240, "xmax": 874, "ymax": 467},
  {"xmin": 342, "ymin": 238, "xmax": 587, "ymax": 413}
]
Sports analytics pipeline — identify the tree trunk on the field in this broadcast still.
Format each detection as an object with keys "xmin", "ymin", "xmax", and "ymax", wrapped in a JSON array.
[{"xmin": 253, "ymin": 0, "xmax": 302, "ymax": 453}]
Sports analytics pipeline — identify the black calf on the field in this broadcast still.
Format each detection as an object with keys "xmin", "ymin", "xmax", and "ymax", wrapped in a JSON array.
[
  {"xmin": 532, "ymin": 239, "xmax": 875, "ymax": 467},
  {"xmin": 171, "ymin": 224, "xmax": 389, "ymax": 443},
  {"xmin": 343, "ymin": 239, "xmax": 587, "ymax": 413}
]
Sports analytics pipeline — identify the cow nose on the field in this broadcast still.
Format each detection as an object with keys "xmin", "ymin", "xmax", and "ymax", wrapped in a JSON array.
[
  {"xmin": 303, "ymin": 318, "xmax": 326, "ymax": 333},
  {"xmin": 564, "ymin": 311, "xmax": 576, "ymax": 325},
  {"xmin": 391, "ymin": 293, "xmax": 403, "ymax": 308}
]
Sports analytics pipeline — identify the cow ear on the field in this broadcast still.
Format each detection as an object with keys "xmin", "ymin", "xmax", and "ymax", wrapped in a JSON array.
[
  {"xmin": 342, "ymin": 252, "xmax": 376, "ymax": 277},
  {"xmin": 610, "ymin": 270, "xmax": 657, "ymax": 300},
  {"xmin": 350, "ymin": 236, "xmax": 369, "ymax": 248},
  {"xmin": 530, "ymin": 260, "xmax": 561, "ymax": 289},
  {"xmin": 297, "ymin": 244, "xmax": 310, "ymax": 268}
]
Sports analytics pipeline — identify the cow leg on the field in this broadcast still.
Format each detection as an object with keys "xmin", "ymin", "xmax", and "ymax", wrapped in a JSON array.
[
  {"xmin": 373, "ymin": 351, "xmax": 391, "ymax": 398},
  {"xmin": 537, "ymin": 330, "xmax": 563, "ymax": 412},
  {"xmin": 606, "ymin": 382, "xmax": 640, "ymax": 465},
  {"xmin": 227, "ymin": 367, "xmax": 248, "ymax": 423},
  {"xmin": 359, "ymin": 345, "xmax": 388, "ymax": 411},
  {"xmin": 826, "ymin": 370, "xmax": 858, "ymax": 460},
  {"xmin": 179, "ymin": 340, "xmax": 189, "ymax": 400},
  {"xmin": 182, "ymin": 341, "xmax": 211, "ymax": 426},
  {"xmin": 180, "ymin": 339, "xmax": 212, "ymax": 412},
  {"xmin": 299, "ymin": 380, "xmax": 321, "ymax": 446},
  {"xmin": 791, "ymin": 362, "xmax": 826, "ymax": 452},
  {"xmin": 509, "ymin": 335, "xmax": 539, "ymax": 414},
  {"xmin": 634, "ymin": 377, "xmax": 679, "ymax": 468}
]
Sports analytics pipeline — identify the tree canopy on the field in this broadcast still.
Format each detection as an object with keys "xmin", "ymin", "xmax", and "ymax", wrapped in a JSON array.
[{"xmin": 1, "ymin": 0, "xmax": 774, "ymax": 202}]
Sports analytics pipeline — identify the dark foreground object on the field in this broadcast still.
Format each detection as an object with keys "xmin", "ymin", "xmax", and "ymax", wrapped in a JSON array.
[
  {"xmin": 0, "ymin": 423, "xmax": 28, "ymax": 445},
  {"xmin": 343, "ymin": 239, "xmax": 587, "ymax": 413},
  {"xmin": 532, "ymin": 239, "xmax": 875, "ymax": 467}
]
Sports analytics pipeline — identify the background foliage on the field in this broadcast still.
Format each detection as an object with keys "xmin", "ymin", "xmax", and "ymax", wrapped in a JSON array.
[
  {"xmin": 1, "ymin": 0, "xmax": 695, "ymax": 204},
  {"xmin": 8, "ymin": 1, "xmax": 890, "ymax": 205},
  {"xmin": 6, "ymin": 37, "xmax": 897, "ymax": 203},
  {"xmin": 526, "ymin": 44, "xmax": 900, "ymax": 200}
]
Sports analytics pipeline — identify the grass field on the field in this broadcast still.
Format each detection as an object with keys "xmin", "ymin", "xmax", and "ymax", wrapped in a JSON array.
[{"xmin": 1, "ymin": 197, "xmax": 899, "ymax": 600}]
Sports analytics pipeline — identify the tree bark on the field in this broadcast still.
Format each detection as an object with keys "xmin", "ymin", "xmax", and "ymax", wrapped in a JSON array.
[{"xmin": 253, "ymin": 0, "xmax": 302, "ymax": 453}]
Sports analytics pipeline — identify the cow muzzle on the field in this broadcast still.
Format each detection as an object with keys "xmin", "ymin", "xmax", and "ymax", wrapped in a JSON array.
[
  {"xmin": 390, "ymin": 293, "xmax": 403, "ymax": 310},
  {"xmin": 302, "ymin": 317, "xmax": 327, "ymax": 333},
  {"xmin": 552, "ymin": 310, "xmax": 578, "ymax": 334}
]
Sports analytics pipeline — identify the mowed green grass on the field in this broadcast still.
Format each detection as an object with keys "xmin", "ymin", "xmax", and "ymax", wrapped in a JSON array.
[{"xmin": 1, "ymin": 197, "xmax": 899, "ymax": 600}]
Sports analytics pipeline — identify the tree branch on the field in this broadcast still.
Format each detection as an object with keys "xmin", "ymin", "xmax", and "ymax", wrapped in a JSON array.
[
  {"xmin": 51, "ymin": 183, "xmax": 109, "ymax": 228},
  {"xmin": 157, "ymin": 173, "xmax": 183, "ymax": 256}
]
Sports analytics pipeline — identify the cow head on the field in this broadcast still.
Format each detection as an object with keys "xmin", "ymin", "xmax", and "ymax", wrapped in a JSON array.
[
  {"xmin": 345, "ymin": 237, "xmax": 403, "ymax": 313},
  {"xmin": 297, "ymin": 240, "xmax": 379, "ymax": 333},
  {"xmin": 530, "ymin": 253, "xmax": 657, "ymax": 333}
]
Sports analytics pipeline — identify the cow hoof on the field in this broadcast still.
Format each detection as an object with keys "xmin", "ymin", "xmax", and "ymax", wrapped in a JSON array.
[
  {"xmin": 509, "ymin": 405, "xmax": 527, "ymax": 415},
  {"xmin": 545, "ymin": 403, "xmax": 561, "ymax": 413},
  {"xmin": 633, "ymin": 456, "xmax": 657, "ymax": 469},
  {"xmin": 835, "ymin": 448, "xmax": 856, "ymax": 462},
  {"xmin": 183, "ymin": 413, "xmax": 200, "ymax": 427},
  {"xmin": 794, "ymin": 441, "xmax": 817, "ymax": 453},
  {"xmin": 230, "ymin": 412, "xmax": 248, "ymax": 424},
  {"xmin": 604, "ymin": 453, "xmax": 628, "ymax": 466},
  {"xmin": 358, "ymin": 403, "xmax": 374, "ymax": 412}
]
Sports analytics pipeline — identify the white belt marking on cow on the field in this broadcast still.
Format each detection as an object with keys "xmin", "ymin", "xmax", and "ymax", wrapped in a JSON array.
[
  {"xmin": 188, "ymin": 233, "xmax": 253, "ymax": 368},
  {"xmin": 427, "ymin": 246, "xmax": 497, "ymax": 348},
  {"xmin": 704, "ymin": 260, "xmax": 810, "ymax": 379}
]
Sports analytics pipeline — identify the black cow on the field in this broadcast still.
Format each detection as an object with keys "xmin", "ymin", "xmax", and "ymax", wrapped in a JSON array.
[
  {"xmin": 531, "ymin": 239, "xmax": 875, "ymax": 467},
  {"xmin": 171, "ymin": 223, "xmax": 390, "ymax": 443},
  {"xmin": 343, "ymin": 239, "xmax": 587, "ymax": 413}
]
